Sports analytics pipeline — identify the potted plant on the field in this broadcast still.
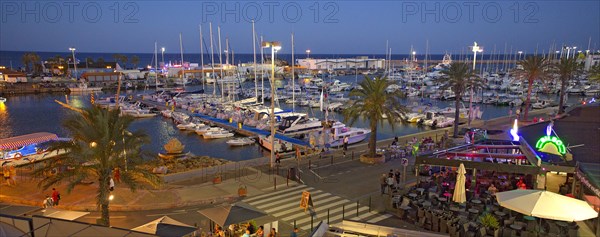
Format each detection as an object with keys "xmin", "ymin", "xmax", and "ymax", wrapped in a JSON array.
[
  {"xmin": 479, "ymin": 213, "xmax": 500, "ymax": 236},
  {"xmin": 238, "ymin": 185, "xmax": 247, "ymax": 197},
  {"xmin": 213, "ymin": 174, "xmax": 222, "ymax": 184}
]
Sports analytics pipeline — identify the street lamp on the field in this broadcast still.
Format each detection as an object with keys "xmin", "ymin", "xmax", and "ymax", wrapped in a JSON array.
[
  {"xmin": 412, "ymin": 51, "xmax": 416, "ymax": 61},
  {"xmin": 306, "ymin": 49, "xmax": 311, "ymax": 59},
  {"xmin": 518, "ymin": 51, "xmax": 523, "ymax": 60},
  {"xmin": 161, "ymin": 47, "xmax": 165, "ymax": 67},
  {"xmin": 262, "ymin": 41, "xmax": 282, "ymax": 168},
  {"xmin": 469, "ymin": 42, "xmax": 483, "ymax": 127},
  {"xmin": 69, "ymin": 47, "xmax": 78, "ymax": 80}
]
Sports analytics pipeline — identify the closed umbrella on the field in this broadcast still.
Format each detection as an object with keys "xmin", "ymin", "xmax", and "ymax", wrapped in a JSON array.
[
  {"xmin": 452, "ymin": 163, "xmax": 467, "ymax": 203},
  {"xmin": 496, "ymin": 189, "xmax": 598, "ymax": 222}
]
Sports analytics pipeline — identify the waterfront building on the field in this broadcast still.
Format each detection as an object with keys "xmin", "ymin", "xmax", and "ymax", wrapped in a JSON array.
[{"xmin": 296, "ymin": 57, "xmax": 385, "ymax": 71}]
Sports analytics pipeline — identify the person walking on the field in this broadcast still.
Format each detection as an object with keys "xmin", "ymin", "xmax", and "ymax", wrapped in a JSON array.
[
  {"xmin": 268, "ymin": 228, "xmax": 277, "ymax": 237},
  {"xmin": 43, "ymin": 195, "xmax": 53, "ymax": 208},
  {"xmin": 51, "ymin": 188, "xmax": 60, "ymax": 206},
  {"xmin": 343, "ymin": 136, "xmax": 349, "ymax": 151},
  {"xmin": 109, "ymin": 178, "xmax": 115, "ymax": 191},
  {"xmin": 113, "ymin": 167, "xmax": 121, "ymax": 183},
  {"xmin": 3, "ymin": 166, "xmax": 11, "ymax": 186},
  {"xmin": 380, "ymin": 173, "xmax": 387, "ymax": 195},
  {"xmin": 386, "ymin": 174, "xmax": 395, "ymax": 194},
  {"xmin": 9, "ymin": 166, "xmax": 16, "ymax": 185},
  {"xmin": 275, "ymin": 152, "xmax": 281, "ymax": 165},
  {"xmin": 290, "ymin": 228, "xmax": 299, "ymax": 237}
]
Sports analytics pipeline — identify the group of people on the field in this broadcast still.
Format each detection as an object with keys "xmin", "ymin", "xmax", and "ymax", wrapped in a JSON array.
[
  {"xmin": 42, "ymin": 188, "xmax": 60, "ymax": 208},
  {"xmin": 380, "ymin": 169, "xmax": 402, "ymax": 195},
  {"xmin": 212, "ymin": 224, "xmax": 298, "ymax": 237},
  {"xmin": 2, "ymin": 165, "xmax": 17, "ymax": 186}
]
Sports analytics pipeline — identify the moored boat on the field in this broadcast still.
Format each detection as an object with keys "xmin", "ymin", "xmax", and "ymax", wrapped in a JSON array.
[{"xmin": 226, "ymin": 137, "xmax": 255, "ymax": 146}]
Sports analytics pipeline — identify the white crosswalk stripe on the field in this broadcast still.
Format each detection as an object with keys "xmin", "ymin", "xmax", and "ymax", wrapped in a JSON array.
[{"xmin": 244, "ymin": 185, "xmax": 392, "ymax": 231}]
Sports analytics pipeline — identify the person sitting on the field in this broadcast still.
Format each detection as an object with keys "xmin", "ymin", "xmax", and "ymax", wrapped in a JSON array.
[{"xmin": 487, "ymin": 184, "xmax": 498, "ymax": 195}]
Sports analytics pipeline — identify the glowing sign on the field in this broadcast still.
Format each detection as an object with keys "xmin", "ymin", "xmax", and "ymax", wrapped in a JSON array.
[
  {"xmin": 535, "ymin": 122, "xmax": 566, "ymax": 155},
  {"xmin": 509, "ymin": 119, "xmax": 519, "ymax": 141}
]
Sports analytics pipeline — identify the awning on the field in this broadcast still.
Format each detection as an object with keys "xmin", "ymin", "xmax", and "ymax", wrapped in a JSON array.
[
  {"xmin": 42, "ymin": 208, "xmax": 90, "ymax": 221},
  {"xmin": 0, "ymin": 132, "xmax": 58, "ymax": 150}
]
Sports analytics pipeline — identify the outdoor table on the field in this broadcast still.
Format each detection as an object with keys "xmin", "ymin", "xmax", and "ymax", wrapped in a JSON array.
[
  {"xmin": 408, "ymin": 193, "xmax": 418, "ymax": 198},
  {"xmin": 437, "ymin": 197, "xmax": 447, "ymax": 202},
  {"xmin": 494, "ymin": 211, "xmax": 507, "ymax": 217},
  {"xmin": 422, "ymin": 201, "xmax": 432, "ymax": 207},
  {"xmin": 523, "ymin": 216, "xmax": 536, "ymax": 221},
  {"xmin": 510, "ymin": 224, "xmax": 523, "ymax": 230},
  {"xmin": 471, "ymin": 199, "xmax": 482, "ymax": 204},
  {"xmin": 468, "ymin": 208, "xmax": 480, "ymax": 214},
  {"xmin": 416, "ymin": 188, "xmax": 425, "ymax": 195}
]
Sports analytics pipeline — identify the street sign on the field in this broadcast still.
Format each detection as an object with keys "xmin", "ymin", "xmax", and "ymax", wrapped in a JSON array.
[
  {"xmin": 300, "ymin": 191, "xmax": 313, "ymax": 212},
  {"xmin": 401, "ymin": 158, "xmax": 409, "ymax": 167}
]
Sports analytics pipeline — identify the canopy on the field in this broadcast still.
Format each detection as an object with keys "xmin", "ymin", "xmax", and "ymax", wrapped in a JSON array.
[
  {"xmin": 496, "ymin": 189, "xmax": 599, "ymax": 222},
  {"xmin": 198, "ymin": 202, "xmax": 266, "ymax": 227},
  {"xmin": 0, "ymin": 132, "xmax": 58, "ymax": 150},
  {"xmin": 43, "ymin": 208, "xmax": 90, "ymax": 221},
  {"xmin": 452, "ymin": 163, "xmax": 467, "ymax": 203},
  {"xmin": 132, "ymin": 216, "xmax": 196, "ymax": 237}
]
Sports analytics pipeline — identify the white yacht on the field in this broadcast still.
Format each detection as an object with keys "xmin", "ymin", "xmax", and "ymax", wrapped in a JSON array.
[
  {"xmin": 324, "ymin": 121, "xmax": 371, "ymax": 147},
  {"xmin": 203, "ymin": 129, "xmax": 234, "ymax": 139},
  {"xmin": 277, "ymin": 113, "xmax": 323, "ymax": 137}
]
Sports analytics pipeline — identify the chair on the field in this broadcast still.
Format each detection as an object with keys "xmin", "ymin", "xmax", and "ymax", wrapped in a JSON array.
[
  {"xmin": 439, "ymin": 219, "xmax": 448, "ymax": 233},
  {"xmin": 391, "ymin": 195, "xmax": 401, "ymax": 208},
  {"xmin": 567, "ymin": 229, "xmax": 578, "ymax": 237},
  {"xmin": 418, "ymin": 208, "xmax": 425, "ymax": 218},
  {"xmin": 449, "ymin": 225, "xmax": 458, "ymax": 237},
  {"xmin": 501, "ymin": 227, "xmax": 512, "ymax": 237}
]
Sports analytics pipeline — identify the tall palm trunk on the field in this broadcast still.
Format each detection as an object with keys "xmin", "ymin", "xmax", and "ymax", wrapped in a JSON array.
[
  {"xmin": 524, "ymin": 78, "xmax": 534, "ymax": 121},
  {"xmin": 453, "ymin": 97, "xmax": 461, "ymax": 137},
  {"xmin": 98, "ymin": 171, "xmax": 110, "ymax": 226},
  {"xmin": 558, "ymin": 78, "xmax": 567, "ymax": 114},
  {"xmin": 369, "ymin": 118, "xmax": 377, "ymax": 157},
  {"xmin": 115, "ymin": 73, "xmax": 122, "ymax": 108}
]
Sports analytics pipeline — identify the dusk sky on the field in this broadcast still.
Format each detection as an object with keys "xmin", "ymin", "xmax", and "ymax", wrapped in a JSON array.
[{"xmin": 1, "ymin": 1, "xmax": 599, "ymax": 54}]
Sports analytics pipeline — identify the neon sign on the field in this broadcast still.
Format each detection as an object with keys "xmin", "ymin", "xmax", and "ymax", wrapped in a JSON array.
[
  {"xmin": 509, "ymin": 119, "xmax": 519, "ymax": 141},
  {"xmin": 535, "ymin": 122, "xmax": 566, "ymax": 155}
]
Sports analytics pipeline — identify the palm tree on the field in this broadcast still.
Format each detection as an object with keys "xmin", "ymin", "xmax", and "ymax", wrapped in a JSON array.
[
  {"xmin": 343, "ymin": 76, "xmax": 407, "ymax": 157},
  {"xmin": 437, "ymin": 62, "xmax": 483, "ymax": 137},
  {"xmin": 21, "ymin": 53, "xmax": 32, "ymax": 73},
  {"xmin": 30, "ymin": 53, "xmax": 41, "ymax": 74},
  {"xmin": 86, "ymin": 57, "xmax": 94, "ymax": 69},
  {"xmin": 96, "ymin": 57, "xmax": 106, "ymax": 67},
  {"xmin": 34, "ymin": 105, "xmax": 160, "ymax": 226},
  {"xmin": 131, "ymin": 55, "xmax": 140, "ymax": 68},
  {"xmin": 515, "ymin": 56, "xmax": 552, "ymax": 121},
  {"xmin": 555, "ymin": 58, "xmax": 581, "ymax": 114}
]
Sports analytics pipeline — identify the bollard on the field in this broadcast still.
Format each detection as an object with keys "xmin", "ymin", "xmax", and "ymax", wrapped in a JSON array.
[
  {"xmin": 331, "ymin": 154, "xmax": 333, "ymax": 165},
  {"xmin": 274, "ymin": 176, "xmax": 276, "ymax": 190},
  {"xmin": 342, "ymin": 205, "xmax": 345, "ymax": 220},
  {"xmin": 311, "ymin": 215, "xmax": 314, "ymax": 231},
  {"xmin": 327, "ymin": 209, "xmax": 330, "ymax": 223},
  {"xmin": 294, "ymin": 220, "xmax": 296, "ymax": 229},
  {"xmin": 309, "ymin": 160, "xmax": 311, "ymax": 170},
  {"xmin": 369, "ymin": 196, "xmax": 372, "ymax": 212},
  {"xmin": 352, "ymin": 151, "xmax": 354, "ymax": 160},
  {"xmin": 356, "ymin": 200, "xmax": 359, "ymax": 217},
  {"xmin": 286, "ymin": 169, "xmax": 289, "ymax": 187}
]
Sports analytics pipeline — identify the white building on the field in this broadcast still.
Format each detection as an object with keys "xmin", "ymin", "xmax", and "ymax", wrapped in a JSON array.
[{"xmin": 296, "ymin": 57, "xmax": 385, "ymax": 70}]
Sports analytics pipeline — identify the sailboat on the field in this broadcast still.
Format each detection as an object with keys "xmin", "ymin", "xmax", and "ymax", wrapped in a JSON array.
[{"xmin": 175, "ymin": 33, "xmax": 190, "ymax": 86}]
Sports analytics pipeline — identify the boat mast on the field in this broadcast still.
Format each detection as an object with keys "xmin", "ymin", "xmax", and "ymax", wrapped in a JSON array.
[
  {"xmin": 218, "ymin": 26, "xmax": 224, "ymax": 102},
  {"xmin": 291, "ymin": 32, "xmax": 295, "ymax": 113},
  {"xmin": 225, "ymin": 37, "xmax": 230, "ymax": 102},
  {"xmin": 252, "ymin": 20, "xmax": 258, "ymax": 102},
  {"xmin": 154, "ymin": 41, "xmax": 158, "ymax": 89},
  {"xmin": 261, "ymin": 35, "xmax": 265, "ymax": 104},
  {"xmin": 209, "ymin": 23, "xmax": 216, "ymax": 96},
  {"xmin": 179, "ymin": 33, "xmax": 185, "ymax": 88},
  {"xmin": 199, "ymin": 24, "xmax": 205, "ymax": 91}
]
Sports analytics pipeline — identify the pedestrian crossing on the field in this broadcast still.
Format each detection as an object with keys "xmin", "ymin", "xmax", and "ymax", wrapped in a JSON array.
[{"xmin": 243, "ymin": 184, "xmax": 392, "ymax": 231}]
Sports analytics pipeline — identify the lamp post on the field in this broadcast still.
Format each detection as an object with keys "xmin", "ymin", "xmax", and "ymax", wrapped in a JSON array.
[
  {"xmin": 518, "ymin": 51, "xmax": 523, "ymax": 60},
  {"xmin": 469, "ymin": 42, "xmax": 483, "ymax": 128},
  {"xmin": 263, "ymin": 41, "xmax": 282, "ymax": 168},
  {"xmin": 412, "ymin": 51, "xmax": 416, "ymax": 62},
  {"xmin": 306, "ymin": 49, "xmax": 311, "ymax": 59},
  {"xmin": 161, "ymin": 47, "xmax": 165, "ymax": 68},
  {"xmin": 69, "ymin": 47, "xmax": 78, "ymax": 80}
]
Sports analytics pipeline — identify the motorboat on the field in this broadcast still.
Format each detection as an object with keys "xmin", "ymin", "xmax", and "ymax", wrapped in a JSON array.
[
  {"xmin": 277, "ymin": 113, "xmax": 323, "ymax": 137},
  {"xmin": 122, "ymin": 109, "xmax": 157, "ymax": 118},
  {"xmin": 68, "ymin": 82, "xmax": 103, "ymax": 92},
  {"xmin": 171, "ymin": 112, "xmax": 190, "ymax": 124},
  {"xmin": 161, "ymin": 110, "xmax": 173, "ymax": 118},
  {"xmin": 532, "ymin": 99, "xmax": 554, "ymax": 109},
  {"xmin": 404, "ymin": 113, "xmax": 426, "ymax": 123},
  {"xmin": 226, "ymin": 137, "xmax": 255, "ymax": 146},
  {"xmin": 177, "ymin": 122, "xmax": 206, "ymax": 131},
  {"xmin": 324, "ymin": 121, "xmax": 370, "ymax": 147},
  {"xmin": 203, "ymin": 129, "xmax": 234, "ymax": 139},
  {"xmin": 195, "ymin": 126, "xmax": 223, "ymax": 135},
  {"xmin": 258, "ymin": 135, "xmax": 294, "ymax": 153},
  {"xmin": 431, "ymin": 116, "xmax": 455, "ymax": 128}
]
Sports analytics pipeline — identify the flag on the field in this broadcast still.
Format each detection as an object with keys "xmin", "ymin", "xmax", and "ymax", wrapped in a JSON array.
[{"xmin": 319, "ymin": 90, "xmax": 323, "ymax": 111}]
